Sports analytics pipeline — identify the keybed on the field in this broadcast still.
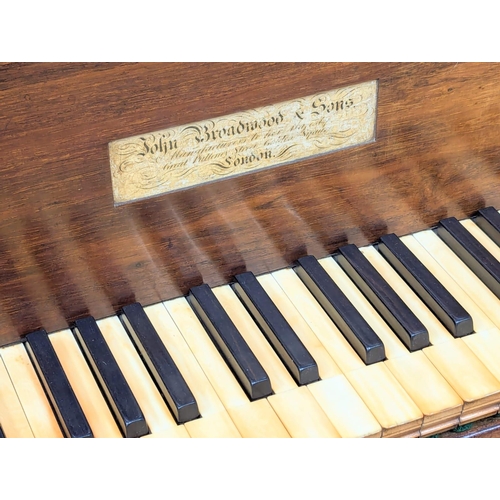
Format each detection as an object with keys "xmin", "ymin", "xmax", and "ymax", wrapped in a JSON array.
[{"xmin": 2, "ymin": 209, "xmax": 500, "ymax": 437}]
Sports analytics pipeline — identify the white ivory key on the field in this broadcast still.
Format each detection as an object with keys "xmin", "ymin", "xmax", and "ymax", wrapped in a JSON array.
[
  {"xmin": 257, "ymin": 273, "xmax": 343, "ymax": 380},
  {"xmin": 361, "ymin": 244, "xmax": 477, "ymax": 344},
  {"xmin": 165, "ymin": 296, "xmax": 290, "ymax": 437},
  {"xmin": 344, "ymin": 363, "xmax": 423, "ymax": 438},
  {"xmin": 227, "ymin": 398, "xmax": 291, "ymax": 438},
  {"xmin": 423, "ymin": 339, "xmax": 500, "ymax": 424},
  {"xmin": 98, "ymin": 316, "xmax": 189, "ymax": 437},
  {"xmin": 319, "ymin": 256, "xmax": 409, "ymax": 359},
  {"xmin": 461, "ymin": 218, "xmax": 500, "ymax": 259},
  {"xmin": 259, "ymin": 271, "xmax": 384, "ymax": 437},
  {"xmin": 383, "ymin": 352, "xmax": 462, "ymax": 436},
  {"xmin": 0, "ymin": 356, "xmax": 33, "ymax": 437},
  {"xmin": 184, "ymin": 411, "xmax": 242, "ymax": 438},
  {"xmin": 0, "ymin": 343, "xmax": 62, "ymax": 437},
  {"xmin": 462, "ymin": 328, "xmax": 500, "ymax": 384},
  {"xmin": 50, "ymin": 329, "xmax": 122, "ymax": 438},
  {"xmin": 410, "ymin": 230, "xmax": 500, "ymax": 331},
  {"xmin": 272, "ymin": 268, "xmax": 365, "ymax": 374},
  {"xmin": 363, "ymin": 242, "xmax": 500, "ymax": 426},
  {"xmin": 307, "ymin": 376, "xmax": 382, "ymax": 438},
  {"xmin": 319, "ymin": 254, "xmax": 462, "ymax": 435},
  {"xmin": 141, "ymin": 428, "xmax": 191, "ymax": 438},
  {"xmin": 145, "ymin": 303, "xmax": 226, "ymax": 417},
  {"xmin": 401, "ymin": 232, "xmax": 498, "ymax": 332},
  {"xmin": 404, "ymin": 232, "xmax": 500, "ymax": 390},
  {"xmin": 271, "ymin": 268, "xmax": 423, "ymax": 437},
  {"xmin": 268, "ymin": 386, "xmax": 341, "ymax": 438},
  {"xmin": 212, "ymin": 285, "xmax": 297, "ymax": 395},
  {"xmin": 323, "ymin": 255, "xmax": 462, "ymax": 429},
  {"xmin": 164, "ymin": 296, "xmax": 249, "ymax": 409},
  {"xmin": 146, "ymin": 303, "xmax": 240, "ymax": 437}
]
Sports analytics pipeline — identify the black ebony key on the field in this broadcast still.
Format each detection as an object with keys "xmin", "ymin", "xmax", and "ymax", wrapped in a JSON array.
[
  {"xmin": 437, "ymin": 217, "xmax": 500, "ymax": 300},
  {"xmin": 120, "ymin": 303, "xmax": 199, "ymax": 424},
  {"xmin": 336, "ymin": 244, "xmax": 430, "ymax": 351},
  {"xmin": 73, "ymin": 316, "xmax": 149, "ymax": 438},
  {"xmin": 475, "ymin": 206, "xmax": 500, "ymax": 247},
  {"xmin": 232, "ymin": 271, "xmax": 319, "ymax": 385},
  {"xmin": 378, "ymin": 233, "xmax": 473, "ymax": 338},
  {"xmin": 295, "ymin": 255, "xmax": 385, "ymax": 365},
  {"xmin": 25, "ymin": 329, "xmax": 93, "ymax": 438},
  {"xmin": 0, "ymin": 426, "xmax": 5, "ymax": 438},
  {"xmin": 188, "ymin": 283, "xmax": 273, "ymax": 400}
]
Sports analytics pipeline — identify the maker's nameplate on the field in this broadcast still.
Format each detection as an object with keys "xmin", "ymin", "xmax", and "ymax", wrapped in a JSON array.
[{"xmin": 109, "ymin": 80, "xmax": 378, "ymax": 204}]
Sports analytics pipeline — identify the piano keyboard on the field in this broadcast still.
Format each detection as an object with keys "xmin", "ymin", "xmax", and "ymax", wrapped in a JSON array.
[{"xmin": 3, "ymin": 209, "xmax": 500, "ymax": 438}]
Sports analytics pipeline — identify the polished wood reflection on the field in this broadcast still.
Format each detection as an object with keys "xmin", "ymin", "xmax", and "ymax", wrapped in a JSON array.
[{"xmin": 1, "ymin": 63, "xmax": 500, "ymax": 343}]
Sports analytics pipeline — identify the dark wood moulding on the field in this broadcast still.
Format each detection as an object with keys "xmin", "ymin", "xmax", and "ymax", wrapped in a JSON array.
[{"xmin": 1, "ymin": 62, "xmax": 500, "ymax": 345}]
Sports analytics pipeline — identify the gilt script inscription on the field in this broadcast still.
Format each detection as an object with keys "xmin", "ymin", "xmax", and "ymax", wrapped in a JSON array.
[{"xmin": 109, "ymin": 80, "xmax": 378, "ymax": 204}]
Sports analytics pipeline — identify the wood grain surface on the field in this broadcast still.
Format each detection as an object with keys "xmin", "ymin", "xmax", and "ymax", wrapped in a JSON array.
[{"xmin": 1, "ymin": 63, "xmax": 500, "ymax": 346}]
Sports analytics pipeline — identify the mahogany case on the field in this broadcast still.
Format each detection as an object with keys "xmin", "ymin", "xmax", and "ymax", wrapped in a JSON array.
[{"xmin": 0, "ymin": 62, "xmax": 499, "ymax": 346}]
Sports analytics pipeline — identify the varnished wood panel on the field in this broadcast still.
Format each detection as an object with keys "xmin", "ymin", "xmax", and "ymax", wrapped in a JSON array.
[{"xmin": 1, "ymin": 63, "xmax": 500, "ymax": 344}]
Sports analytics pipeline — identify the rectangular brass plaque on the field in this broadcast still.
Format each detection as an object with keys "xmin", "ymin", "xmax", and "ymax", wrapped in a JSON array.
[{"xmin": 109, "ymin": 80, "xmax": 378, "ymax": 204}]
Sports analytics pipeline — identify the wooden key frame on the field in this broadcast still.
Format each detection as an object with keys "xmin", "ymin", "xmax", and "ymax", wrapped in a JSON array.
[{"xmin": 1, "ymin": 63, "xmax": 500, "ymax": 346}]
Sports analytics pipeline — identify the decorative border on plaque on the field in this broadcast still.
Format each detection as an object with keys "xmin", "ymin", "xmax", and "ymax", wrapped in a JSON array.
[{"xmin": 109, "ymin": 80, "xmax": 378, "ymax": 204}]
